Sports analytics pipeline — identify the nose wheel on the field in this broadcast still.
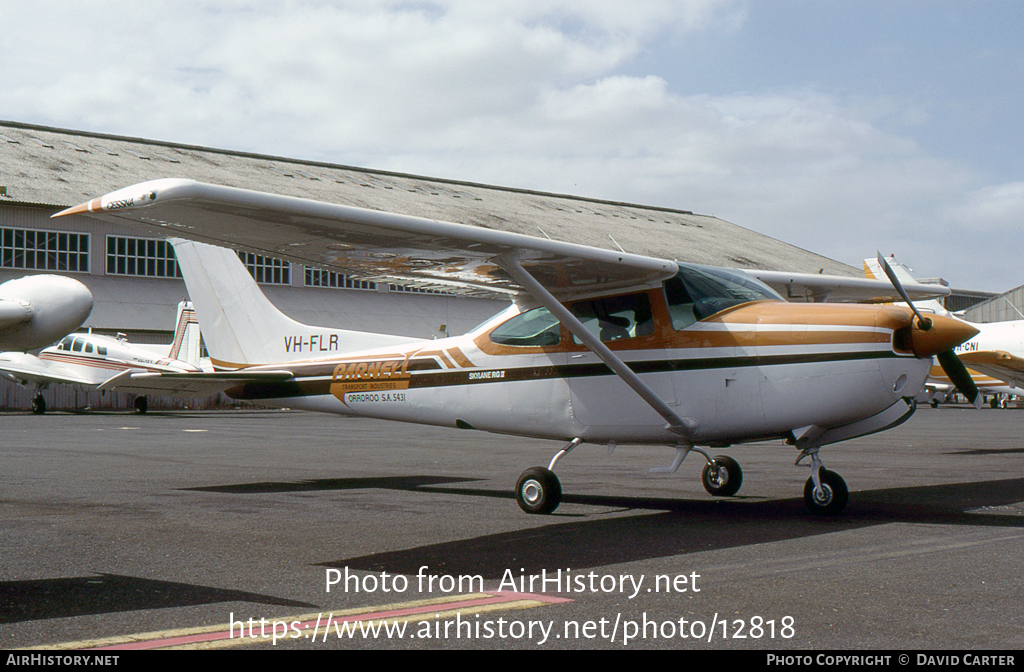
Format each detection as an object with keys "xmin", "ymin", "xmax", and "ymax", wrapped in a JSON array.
[{"xmin": 803, "ymin": 467, "xmax": 848, "ymax": 515}]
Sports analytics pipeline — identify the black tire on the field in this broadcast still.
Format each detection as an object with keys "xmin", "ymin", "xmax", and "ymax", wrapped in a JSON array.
[
  {"xmin": 515, "ymin": 466, "xmax": 562, "ymax": 515},
  {"xmin": 701, "ymin": 455, "xmax": 742, "ymax": 497},
  {"xmin": 31, "ymin": 396, "xmax": 46, "ymax": 415},
  {"xmin": 804, "ymin": 468, "xmax": 849, "ymax": 516},
  {"xmin": 133, "ymin": 396, "xmax": 148, "ymax": 414}
]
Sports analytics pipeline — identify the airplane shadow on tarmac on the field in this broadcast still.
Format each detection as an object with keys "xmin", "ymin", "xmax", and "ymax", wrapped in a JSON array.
[
  {"xmin": 3, "ymin": 477, "xmax": 1020, "ymax": 625},
  {"xmin": 0, "ymin": 574, "xmax": 313, "ymax": 625},
  {"xmin": 192, "ymin": 474, "xmax": 1024, "ymax": 580}
]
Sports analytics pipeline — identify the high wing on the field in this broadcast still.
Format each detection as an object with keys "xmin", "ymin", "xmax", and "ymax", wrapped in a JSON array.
[
  {"xmin": 747, "ymin": 270, "xmax": 950, "ymax": 304},
  {"xmin": 57, "ymin": 179, "xmax": 951, "ymax": 304},
  {"xmin": 0, "ymin": 352, "xmax": 97, "ymax": 387},
  {"xmin": 98, "ymin": 369, "xmax": 295, "ymax": 399},
  {"xmin": 55, "ymin": 178, "xmax": 676, "ymax": 300},
  {"xmin": 958, "ymin": 351, "xmax": 1024, "ymax": 389}
]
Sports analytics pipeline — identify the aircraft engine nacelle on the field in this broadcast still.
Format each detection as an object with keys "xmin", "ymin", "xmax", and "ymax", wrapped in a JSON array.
[{"xmin": 0, "ymin": 275, "xmax": 94, "ymax": 351}]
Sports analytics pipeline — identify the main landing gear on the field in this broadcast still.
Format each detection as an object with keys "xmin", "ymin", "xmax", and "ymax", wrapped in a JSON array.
[
  {"xmin": 31, "ymin": 394, "xmax": 46, "ymax": 415},
  {"xmin": 513, "ymin": 440, "xmax": 746, "ymax": 515},
  {"xmin": 515, "ymin": 438, "xmax": 580, "ymax": 515},
  {"xmin": 701, "ymin": 455, "xmax": 742, "ymax": 497}
]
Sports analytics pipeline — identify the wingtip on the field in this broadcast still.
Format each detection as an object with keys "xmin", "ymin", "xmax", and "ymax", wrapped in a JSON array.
[{"xmin": 52, "ymin": 198, "xmax": 101, "ymax": 219}]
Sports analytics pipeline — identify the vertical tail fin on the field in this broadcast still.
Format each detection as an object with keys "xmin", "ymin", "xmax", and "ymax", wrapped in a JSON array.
[
  {"xmin": 863, "ymin": 255, "xmax": 948, "ymax": 316},
  {"xmin": 167, "ymin": 301, "xmax": 203, "ymax": 366},
  {"xmin": 169, "ymin": 238, "xmax": 421, "ymax": 369}
]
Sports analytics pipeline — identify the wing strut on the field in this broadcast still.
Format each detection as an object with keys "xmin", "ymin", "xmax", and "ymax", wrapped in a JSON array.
[{"xmin": 496, "ymin": 256, "xmax": 697, "ymax": 438}]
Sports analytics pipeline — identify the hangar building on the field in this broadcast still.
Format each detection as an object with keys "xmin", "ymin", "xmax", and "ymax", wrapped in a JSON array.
[{"xmin": 0, "ymin": 119, "xmax": 960, "ymax": 410}]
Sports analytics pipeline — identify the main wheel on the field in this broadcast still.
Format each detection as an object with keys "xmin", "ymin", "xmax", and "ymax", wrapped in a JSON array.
[
  {"xmin": 133, "ymin": 396, "xmax": 148, "ymax": 414},
  {"xmin": 702, "ymin": 455, "xmax": 742, "ymax": 496},
  {"xmin": 31, "ymin": 395, "xmax": 46, "ymax": 415},
  {"xmin": 804, "ymin": 469, "xmax": 848, "ymax": 515},
  {"xmin": 515, "ymin": 466, "xmax": 562, "ymax": 515}
]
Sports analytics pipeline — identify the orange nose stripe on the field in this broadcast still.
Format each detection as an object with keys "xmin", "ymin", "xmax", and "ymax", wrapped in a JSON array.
[{"xmin": 906, "ymin": 314, "xmax": 979, "ymax": 358}]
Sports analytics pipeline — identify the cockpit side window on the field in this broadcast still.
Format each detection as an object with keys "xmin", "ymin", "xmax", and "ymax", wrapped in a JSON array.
[
  {"xmin": 665, "ymin": 265, "xmax": 780, "ymax": 328},
  {"xmin": 58, "ymin": 336, "xmax": 73, "ymax": 351},
  {"xmin": 664, "ymin": 276, "xmax": 698, "ymax": 330},
  {"xmin": 489, "ymin": 307, "xmax": 561, "ymax": 347},
  {"xmin": 569, "ymin": 292, "xmax": 653, "ymax": 344},
  {"xmin": 71, "ymin": 338, "xmax": 84, "ymax": 352}
]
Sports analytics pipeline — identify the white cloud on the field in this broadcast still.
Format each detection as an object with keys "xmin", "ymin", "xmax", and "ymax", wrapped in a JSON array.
[{"xmin": 0, "ymin": 1, "xmax": 1020, "ymax": 291}]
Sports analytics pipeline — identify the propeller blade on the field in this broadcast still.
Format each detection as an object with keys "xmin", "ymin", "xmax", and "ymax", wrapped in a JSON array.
[
  {"xmin": 876, "ymin": 252, "xmax": 932, "ymax": 330},
  {"xmin": 936, "ymin": 349, "xmax": 981, "ymax": 407}
]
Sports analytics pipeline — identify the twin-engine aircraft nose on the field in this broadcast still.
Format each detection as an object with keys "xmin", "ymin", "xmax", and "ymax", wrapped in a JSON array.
[{"xmin": 897, "ymin": 312, "xmax": 979, "ymax": 358}]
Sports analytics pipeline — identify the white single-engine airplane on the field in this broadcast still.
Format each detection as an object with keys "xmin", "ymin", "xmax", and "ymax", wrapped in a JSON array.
[
  {"xmin": 0, "ymin": 274, "xmax": 93, "ymax": 351},
  {"xmin": 0, "ymin": 301, "xmax": 203, "ymax": 414},
  {"xmin": 57, "ymin": 179, "xmax": 980, "ymax": 515},
  {"xmin": 864, "ymin": 255, "xmax": 1024, "ymax": 408}
]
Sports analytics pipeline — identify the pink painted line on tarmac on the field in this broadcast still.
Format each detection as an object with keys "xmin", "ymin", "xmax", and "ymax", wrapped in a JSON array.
[{"xmin": 90, "ymin": 591, "xmax": 572, "ymax": 650}]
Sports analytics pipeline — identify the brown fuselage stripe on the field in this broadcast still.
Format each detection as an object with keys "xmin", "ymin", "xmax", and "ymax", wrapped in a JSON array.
[{"xmin": 225, "ymin": 349, "xmax": 904, "ymax": 400}]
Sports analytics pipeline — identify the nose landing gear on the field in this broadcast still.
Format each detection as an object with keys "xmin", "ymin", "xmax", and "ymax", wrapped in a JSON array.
[{"xmin": 798, "ymin": 448, "xmax": 848, "ymax": 515}]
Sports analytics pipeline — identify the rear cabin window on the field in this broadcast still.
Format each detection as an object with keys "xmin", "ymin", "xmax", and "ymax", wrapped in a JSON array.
[
  {"xmin": 489, "ymin": 307, "xmax": 561, "ymax": 347},
  {"xmin": 569, "ymin": 292, "xmax": 654, "ymax": 344}
]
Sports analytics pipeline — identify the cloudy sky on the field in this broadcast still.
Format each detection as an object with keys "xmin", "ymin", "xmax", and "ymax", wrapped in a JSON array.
[{"xmin": 2, "ymin": 1, "xmax": 1021, "ymax": 291}]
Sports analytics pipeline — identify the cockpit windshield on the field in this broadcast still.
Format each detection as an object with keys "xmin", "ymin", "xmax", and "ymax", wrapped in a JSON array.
[{"xmin": 664, "ymin": 264, "xmax": 781, "ymax": 329}]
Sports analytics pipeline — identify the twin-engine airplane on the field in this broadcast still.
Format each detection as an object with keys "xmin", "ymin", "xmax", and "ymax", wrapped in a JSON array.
[
  {"xmin": 864, "ymin": 255, "xmax": 1024, "ymax": 408},
  {"xmin": 0, "ymin": 301, "xmax": 203, "ymax": 414},
  {"xmin": 57, "ymin": 179, "xmax": 980, "ymax": 515}
]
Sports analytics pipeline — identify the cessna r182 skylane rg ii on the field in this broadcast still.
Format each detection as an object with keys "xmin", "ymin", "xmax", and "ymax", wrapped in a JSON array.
[
  {"xmin": 0, "ymin": 301, "xmax": 204, "ymax": 414},
  {"xmin": 57, "ymin": 179, "xmax": 980, "ymax": 515}
]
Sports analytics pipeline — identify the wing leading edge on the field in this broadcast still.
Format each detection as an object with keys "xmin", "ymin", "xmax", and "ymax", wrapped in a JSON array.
[{"xmin": 55, "ymin": 178, "xmax": 678, "ymax": 300}]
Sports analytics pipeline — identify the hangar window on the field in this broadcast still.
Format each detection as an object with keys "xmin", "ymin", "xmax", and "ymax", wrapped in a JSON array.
[
  {"xmin": 489, "ymin": 307, "xmax": 561, "ymax": 347},
  {"xmin": 388, "ymin": 282, "xmax": 448, "ymax": 295},
  {"xmin": 106, "ymin": 236, "xmax": 181, "ymax": 277},
  {"xmin": 1, "ymin": 228, "xmax": 89, "ymax": 273},
  {"xmin": 304, "ymin": 267, "xmax": 377, "ymax": 291},
  {"xmin": 238, "ymin": 252, "xmax": 291, "ymax": 285}
]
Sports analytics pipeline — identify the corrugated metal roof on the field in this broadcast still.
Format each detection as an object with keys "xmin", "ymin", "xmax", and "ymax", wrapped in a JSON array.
[{"xmin": 0, "ymin": 119, "xmax": 858, "ymax": 276}]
